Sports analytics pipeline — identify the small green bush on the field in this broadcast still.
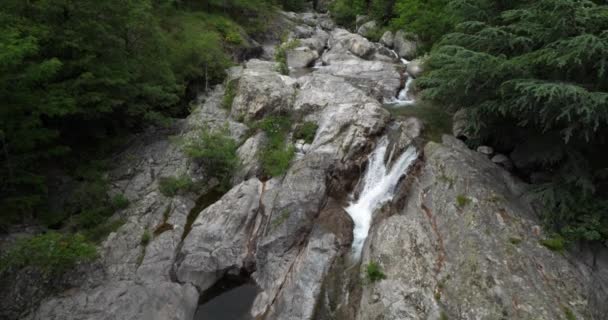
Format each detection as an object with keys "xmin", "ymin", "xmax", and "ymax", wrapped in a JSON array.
[
  {"xmin": 294, "ymin": 121, "xmax": 318, "ymax": 144},
  {"xmin": 111, "ymin": 194, "xmax": 130, "ymax": 210},
  {"xmin": 182, "ymin": 127, "xmax": 239, "ymax": 189},
  {"xmin": 456, "ymin": 195, "xmax": 471, "ymax": 208},
  {"xmin": 563, "ymin": 307, "xmax": 577, "ymax": 320},
  {"xmin": 366, "ymin": 261, "xmax": 387, "ymax": 283},
  {"xmin": 262, "ymin": 145, "xmax": 296, "ymax": 177},
  {"xmin": 159, "ymin": 174, "xmax": 196, "ymax": 197},
  {"xmin": 83, "ymin": 218, "xmax": 126, "ymax": 243},
  {"xmin": 274, "ymin": 46, "xmax": 289, "ymax": 75},
  {"xmin": 0, "ymin": 232, "xmax": 97, "ymax": 275},
  {"xmin": 540, "ymin": 235, "xmax": 566, "ymax": 252},
  {"xmin": 222, "ymin": 80, "xmax": 239, "ymax": 110},
  {"xmin": 140, "ymin": 230, "xmax": 151, "ymax": 246}
]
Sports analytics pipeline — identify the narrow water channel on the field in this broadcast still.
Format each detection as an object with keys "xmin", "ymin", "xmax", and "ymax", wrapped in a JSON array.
[{"xmin": 194, "ymin": 277, "xmax": 259, "ymax": 320}]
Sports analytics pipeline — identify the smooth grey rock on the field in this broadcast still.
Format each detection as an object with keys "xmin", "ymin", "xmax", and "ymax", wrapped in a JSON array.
[
  {"xmin": 452, "ymin": 108, "xmax": 470, "ymax": 140},
  {"xmin": 357, "ymin": 20, "xmax": 377, "ymax": 38},
  {"xmin": 252, "ymin": 228, "xmax": 339, "ymax": 319},
  {"xmin": 394, "ymin": 30, "xmax": 419, "ymax": 60},
  {"xmin": 230, "ymin": 59, "xmax": 297, "ymax": 122},
  {"xmin": 406, "ymin": 58, "xmax": 424, "ymax": 78},
  {"xmin": 176, "ymin": 179, "xmax": 263, "ymax": 291},
  {"xmin": 287, "ymin": 46, "xmax": 319, "ymax": 68},
  {"xmin": 234, "ymin": 132, "xmax": 268, "ymax": 184},
  {"xmin": 477, "ymin": 145, "xmax": 494, "ymax": 156},
  {"xmin": 294, "ymin": 25, "xmax": 315, "ymax": 38},
  {"xmin": 356, "ymin": 15, "xmax": 369, "ymax": 28},
  {"xmin": 26, "ymin": 281, "xmax": 198, "ymax": 320},
  {"xmin": 380, "ymin": 30, "xmax": 394, "ymax": 48},
  {"xmin": 491, "ymin": 154, "xmax": 514, "ymax": 171},
  {"xmin": 357, "ymin": 135, "xmax": 605, "ymax": 320}
]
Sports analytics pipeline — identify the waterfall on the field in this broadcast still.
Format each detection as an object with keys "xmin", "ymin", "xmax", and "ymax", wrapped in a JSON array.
[
  {"xmin": 345, "ymin": 138, "xmax": 418, "ymax": 260},
  {"xmin": 384, "ymin": 51, "xmax": 416, "ymax": 106}
]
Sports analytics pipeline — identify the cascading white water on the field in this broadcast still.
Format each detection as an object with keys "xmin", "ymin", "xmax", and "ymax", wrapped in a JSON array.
[
  {"xmin": 384, "ymin": 50, "xmax": 416, "ymax": 106},
  {"xmin": 345, "ymin": 138, "xmax": 418, "ymax": 260}
]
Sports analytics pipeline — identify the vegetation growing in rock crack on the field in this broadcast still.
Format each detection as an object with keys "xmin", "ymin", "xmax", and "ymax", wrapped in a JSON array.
[
  {"xmin": 456, "ymin": 195, "xmax": 471, "ymax": 208},
  {"xmin": 365, "ymin": 261, "xmax": 387, "ymax": 283},
  {"xmin": 254, "ymin": 115, "xmax": 296, "ymax": 178},
  {"xmin": 293, "ymin": 121, "xmax": 319, "ymax": 144},
  {"xmin": 222, "ymin": 80, "xmax": 239, "ymax": 110},
  {"xmin": 159, "ymin": 174, "xmax": 197, "ymax": 197},
  {"xmin": 181, "ymin": 127, "xmax": 239, "ymax": 190}
]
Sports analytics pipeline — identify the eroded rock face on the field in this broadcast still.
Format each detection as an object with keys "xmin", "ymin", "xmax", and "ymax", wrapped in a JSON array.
[
  {"xmin": 24, "ymin": 281, "xmax": 199, "ymax": 320},
  {"xmin": 287, "ymin": 46, "xmax": 320, "ymax": 68},
  {"xmin": 357, "ymin": 135, "xmax": 606, "ymax": 320},
  {"xmin": 230, "ymin": 59, "xmax": 298, "ymax": 122},
  {"xmin": 176, "ymin": 178, "xmax": 263, "ymax": 291},
  {"xmin": 394, "ymin": 30, "xmax": 419, "ymax": 60}
]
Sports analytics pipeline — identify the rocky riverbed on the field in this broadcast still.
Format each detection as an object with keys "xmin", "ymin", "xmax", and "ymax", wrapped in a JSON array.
[{"xmin": 2, "ymin": 9, "xmax": 607, "ymax": 320}]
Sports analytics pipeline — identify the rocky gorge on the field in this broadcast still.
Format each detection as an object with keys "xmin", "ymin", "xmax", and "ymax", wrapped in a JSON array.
[{"xmin": 2, "ymin": 9, "xmax": 607, "ymax": 320}]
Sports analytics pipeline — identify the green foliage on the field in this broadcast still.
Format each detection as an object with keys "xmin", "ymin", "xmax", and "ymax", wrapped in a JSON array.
[
  {"xmin": 159, "ymin": 174, "xmax": 196, "ymax": 197},
  {"xmin": 223, "ymin": 80, "xmax": 239, "ymax": 110},
  {"xmin": 563, "ymin": 307, "xmax": 577, "ymax": 320},
  {"xmin": 293, "ymin": 122, "xmax": 319, "ymax": 144},
  {"xmin": 365, "ymin": 261, "xmax": 387, "ymax": 283},
  {"xmin": 390, "ymin": 0, "xmax": 455, "ymax": 45},
  {"xmin": 0, "ymin": 0, "xmax": 274, "ymax": 228},
  {"xmin": 329, "ymin": 0, "xmax": 367, "ymax": 28},
  {"xmin": 456, "ymin": 195, "xmax": 471, "ymax": 208},
  {"xmin": 274, "ymin": 45, "xmax": 289, "ymax": 75},
  {"xmin": 111, "ymin": 194, "xmax": 130, "ymax": 210},
  {"xmin": 83, "ymin": 218, "xmax": 126, "ymax": 243},
  {"xmin": 540, "ymin": 235, "xmax": 566, "ymax": 252},
  {"xmin": 254, "ymin": 116, "xmax": 296, "ymax": 177},
  {"xmin": 181, "ymin": 127, "xmax": 239, "ymax": 189},
  {"xmin": 418, "ymin": 0, "xmax": 608, "ymax": 243},
  {"xmin": 0, "ymin": 232, "xmax": 97, "ymax": 275},
  {"xmin": 140, "ymin": 229, "xmax": 151, "ymax": 246}
]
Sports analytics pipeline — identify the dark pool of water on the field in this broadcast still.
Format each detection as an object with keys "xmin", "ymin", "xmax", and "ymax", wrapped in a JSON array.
[{"xmin": 194, "ymin": 281, "xmax": 259, "ymax": 320}]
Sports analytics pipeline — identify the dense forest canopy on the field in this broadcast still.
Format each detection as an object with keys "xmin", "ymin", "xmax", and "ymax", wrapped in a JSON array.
[{"xmin": 0, "ymin": 0, "xmax": 307, "ymax": 230}]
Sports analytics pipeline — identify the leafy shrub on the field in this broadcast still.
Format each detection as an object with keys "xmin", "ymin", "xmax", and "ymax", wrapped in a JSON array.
[
  {"xmin": 254, "ymin": 116, "xmax": 295, "ymax": 177},
  {"xmin": 540, "ymin": 235, "xmax": 566, "ymax": 253},
  {"xmin": 366, "ymin": 261, "xmax": 387, "ymax": 283},
  {"xmin": 294, "ymin": 121, "xmax": 318, "ymax": 144},
  {"xmin": 159, "ymin": 174, "xmax": 196, "ymax": 197},
  {"xmin": 83, "ymin": 218, "xmax": 126, "ymax": 243},
  {"xmin": 111, "ymin": 194, "xmax": 130, "ymax": 210},
  {"xmin": 275, "ymin": 45, "xmax": 289, "ymax": 75},
  {"xmin": 0, "ymin": 232, "xmax": 97, "ymax": 275},
  {"xmin": 456, "ymin": 195, "xmax": 471, "ymax": 208},
  {"xmin": 140, "ymin": 230, "xmax": 151, "ymax": 246},
  {"xmin": 222, "ymin": 80, "xmax": 239, "ymax": 110},
  {"xmin": 182, "ymin": 127, "xmax": 239, "ymax": 189},
  {"xmin": 262, "ymin": 145, "xmax": 296, "ymax": 177}
]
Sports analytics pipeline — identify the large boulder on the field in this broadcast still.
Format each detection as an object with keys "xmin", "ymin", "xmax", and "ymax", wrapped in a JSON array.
[
  {"xmin": 394, "ymin": 30, "xmax": 419, "ymax": 60},
  {"xmin": 287, "ymin": 46, "xmax": 320, "ymax": 68},
  {"xmin": 230, "ymin": 60, "xmax": 297, "ymax": 122},
  {"xmin": 25, "ymin": 281, "xmax": 198, "ymax": 320},
  {"xmin": 406, "ymin": 58, "xmax": 425, "ymax": 78},
  {"xmin": 357, "ymin": 20, "xmax": 377, "ymax": 38},
  {"xmin": 176, "ymin": 178, "xmax": 263, "ymax": 291},
  {"xmin": 233, "ymin": 132, "xmax": 268, "ymax": 184},
  {"xmin": 357, "ymin": 135, "xmax": 608, "ymax": 320},
  {"xmin": 380, "ymin": 31, "xmax": 394, "ymax": 48}
]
